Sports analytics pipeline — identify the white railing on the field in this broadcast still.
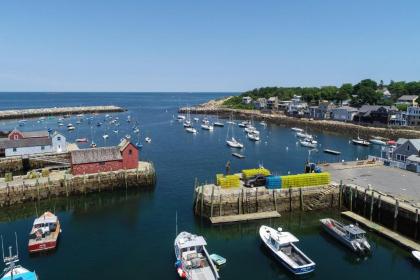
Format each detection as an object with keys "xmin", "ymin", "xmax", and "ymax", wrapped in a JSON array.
[{"xmin": 367, "ymin": 155, "xmax": 407, "ymax": 169}]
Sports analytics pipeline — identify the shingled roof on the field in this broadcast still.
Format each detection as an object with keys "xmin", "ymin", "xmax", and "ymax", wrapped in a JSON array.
[
  {"xmin": 0, "ymin": 138, "xmax": 52, "ymax": 149},
  {"xmin": 70, "ymin": 147, "xmax": 122, "ymax": 164}
]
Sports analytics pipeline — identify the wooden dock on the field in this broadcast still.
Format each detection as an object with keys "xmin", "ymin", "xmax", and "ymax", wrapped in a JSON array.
[
  {"xmin": 209, "ymin": 211, "xmax": 280, "ymax": 224},
  {"xmin": 0, "ymin": 105, "xmax": 125, "ymax": 120},
  {"xmin": 341, "ymin": 211, "xmax": 420, "ymax": 251}
]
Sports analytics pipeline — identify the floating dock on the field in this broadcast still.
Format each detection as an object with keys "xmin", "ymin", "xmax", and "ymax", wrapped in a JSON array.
[
  {"xmin": 323, "ymin": 149, "xmax": 341, "ymax": 155},
  {"xmin": 232, "ymin": 153, "xmax": 245, "ymax": 159},
  {"xmin": 0, "ymin": 105, "xmax": 125, "ymax": 120},
  {"xmin": 342, "ymin": 211, "xmax": 420, "ymax": 252},
  {"xmin": 210, "ymin": 211, "xmax": 280, "ymax": 224}
]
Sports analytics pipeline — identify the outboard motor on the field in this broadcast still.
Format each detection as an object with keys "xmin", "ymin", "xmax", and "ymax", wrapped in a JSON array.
[
  {"xmin": 362, "ymin": 240, "xmax": 371, "ymax": 251},
  {"xmin": 355, "ymin": 242, "xmax": 363, "ymax": 252}
]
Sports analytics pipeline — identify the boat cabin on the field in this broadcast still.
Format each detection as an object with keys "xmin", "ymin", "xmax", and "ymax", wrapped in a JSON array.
[
  {"xmin": 343, "ymin": 225, "xmax": 366, "ymax": 240},
  {"xmin": 30, "ymin": 216, "xmax": 58, "ymax": 239},
  {"xmin": 177, "ymin": 235, "xmax": 210, "ymax": 270}
]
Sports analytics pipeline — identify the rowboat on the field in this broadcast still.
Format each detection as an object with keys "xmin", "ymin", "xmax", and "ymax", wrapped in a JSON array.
[
  {"xmin": 259, "ymin": 226, "xmax": 315, "ymax": 275},
  {"xmin": 174, "ymin": 232, "xmax": 220, "ymax": 280},
  {"xmin": 209, "ymin": 254, "xmax": 226, "ymax": 266}
]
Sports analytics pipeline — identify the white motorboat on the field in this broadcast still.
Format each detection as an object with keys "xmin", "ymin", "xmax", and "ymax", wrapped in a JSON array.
[
  {"xmin": 260, "ymin": 121, "xmax": 267, "ymax": 127},
  {"xmin": 296, "ymin": 132, "xmax": 313, "ymax": 139},
  {"xmin": 369, "ymin": 137, "xmax": 386, "ymax": 145},
  {"xmin": 291, "ymin": 127, "xmax": 303, "ymax": 132},
  {"xmin": 320, "ymin": 218, "xmax": 371, "ymax": 254},
  {"xmin": 177, "ymin": 115, "xmax": 186, "ymax": 120},
  {"xmin": 145, "ymin": 137, "xmax": 152, "ymax": 143},
  {"xmin": 213, "ymin": 122, "xmax": 224, "ymax": 127},
  {"xmin": 186, "ymin": 127, "xmax": 197, "ymax": 134},
  {"xmin": 183, "ymin": 120, "xmax": 192, "ymax": 128},
  {"xmin": 226, "ymin": 137, "xmax": 243, "ymax": 148},
  {"xmin": 226, "ymin": 121, "xmax": 236, "ymax": 125},
  {"xmin": 67, "ymin": 125, "xmax": 75, "ymax": 131},
  {"xmin": 174, "ymin": 232, "xmax": 220, "ymax": 280},
  {"xmin": 193, "ymin": 117, "xmax": 199, "ymax": 122},
  {"xmin": 259, "ymin": 226, "xmax": 315, "ymax": 275},
  {"xmin": 102, "ymin": 134, "xmax": 109, "ymax": 139},
  {"xmin": 201, "ymin": 124, "xmax": 214, "ymax": 131},
  {"xmin": 412, "ymin": 251, "xmax": 420, "ymax": 262}
]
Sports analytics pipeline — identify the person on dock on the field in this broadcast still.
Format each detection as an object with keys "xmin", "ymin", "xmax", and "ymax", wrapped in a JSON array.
[{"xmin": 225, "ymin": 161, "xmax": 231, "ymax": 175}]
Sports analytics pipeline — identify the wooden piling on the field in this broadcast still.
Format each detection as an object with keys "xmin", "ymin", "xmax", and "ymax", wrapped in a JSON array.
[
  {"xmin": 338, "ymin": 181, "xmax": 342, "ymax": 209},
  {"xmin": 299, "ymin": 188, "xmax": 303, "ymax": 211},
  {"xmin": 289, "ymin": 188, "xmax": 292, "ymax": 212},
  {"xmin": 369, "ymin": 191, "xmax": 374, "ymax": 221},
  {"xmin": 200, "ymin": 185, "xmax": 205, "ymax": 217},
  {"xmin": 255, "ymin": 188, "xmax": 258, "ymax": 213},
  {"xmin": 349, "ymin": 186, "xmax": 353, "ymax": 212},
  {"xmin": 210, "ymin": 186, "xmax": 215, "ymax": 217},
  {"xmin": 219, "ymin": 194, "xmax": 222, "ymax": 216},
  {"xmin": 273, "ymin": 190, "xmax": 277, "ymax": 212}
]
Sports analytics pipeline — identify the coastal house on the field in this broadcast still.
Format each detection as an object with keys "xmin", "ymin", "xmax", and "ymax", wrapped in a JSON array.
[
  {"xmin": 266, "ymin": 97, "xmax": 279, "ymax": 110},
  {"xmin": 242, "ymin": 96, "xmax": 253, "ymax": 105},
  {"xmin": 278, "ymin": 100, "xmax": 291, "ymax": 112},
  {"xmin": 382, "ymin": 88, "xmax": 392, "ymax": 99},
  {"xmin": 331, "ymin": 106, "xmax": 358, "ymax": 122},
  {"xmin": 388, "ymin": 110, "xmax": 407, "ymax": 126},
  {"xmin": 392, "ymin": 138, "xmax": 420, "ymax": 164},
  {"xmin": 354, "ymin": 105, "xmax": 398, "ymax": 124},
  {"xmin": 70, "ymin": 140, "xmax": 139, "ymax": 175},
  {"xmin": 0, "ymin": 129, "xmax": 66, "ymax": 158},
  {"xmin": 287, "ymin": 95, "xmax": 307, "ymax": 116},
  {"xmin": 406, "ymin": 106, "xmax": 420, "ymax": 126},
  {"xmin": 253, "ymin": 98, "xmax": 267, "ymax": 110},
  {"xmin": 397, "ymin": 95, "xmax": 418, "ymax": 107},
  {"xmin": 309, "ymin": 101, "xmax": 335, "ymax": 119}
]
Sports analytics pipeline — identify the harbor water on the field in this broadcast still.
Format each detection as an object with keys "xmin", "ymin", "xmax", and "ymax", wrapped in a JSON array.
[{"xmin": 0, "ymin": 92, "xmax": 418, "ymax": 279}]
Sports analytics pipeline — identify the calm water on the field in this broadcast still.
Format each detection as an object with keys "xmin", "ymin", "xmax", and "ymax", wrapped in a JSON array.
[{"xmin": 0, "ymin": 92, "xmax": 418, "ymax": 279}]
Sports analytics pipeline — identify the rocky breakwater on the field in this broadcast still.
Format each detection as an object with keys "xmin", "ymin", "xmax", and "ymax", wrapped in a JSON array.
[
  {"xmin": 180, "ymin": 98, "xmax": 420, "ymax": 139},
  {"xmin": 193, "ymin": 184, "xmax": 339, "ymax": 218},
  {"xmin": 0, "ymin": 105, "xmax": 126, "ymax": 120}
]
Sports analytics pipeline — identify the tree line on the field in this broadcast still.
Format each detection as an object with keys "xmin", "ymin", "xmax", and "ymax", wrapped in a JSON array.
[{"xmin": 225, "ymin": 79, "xmax": 420, "ymax": 108}]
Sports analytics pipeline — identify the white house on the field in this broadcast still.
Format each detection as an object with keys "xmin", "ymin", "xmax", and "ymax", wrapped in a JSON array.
[
  {"xmin": 287, "ymin": 95, "xmax": 307, "ymax": 115},
  {"xmin": 52, "ymin": 132, "xmax": 67, "ymax": 153},
  {"xmin": 331, "ymin": 106, "xmax": 358, "ymax": 122},
  {"xmin": 406, "ymin": 106, "xmax": 420, "ymax": 126},
  {"xmin": 242, "ymin": 96, "xmax": 252, "ymax": 104}
]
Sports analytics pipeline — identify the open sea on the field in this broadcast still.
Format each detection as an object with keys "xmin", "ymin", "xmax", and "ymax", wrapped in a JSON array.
[{"xmin": 0, "ymin": 92, "xmax": 418, "ymax": 279}]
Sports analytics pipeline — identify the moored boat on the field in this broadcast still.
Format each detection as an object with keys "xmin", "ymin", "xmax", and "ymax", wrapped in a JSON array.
[
  {"xmin": 323, "ymin": 149, "xmax": 341, "ymax": 155},
  {"xmin": 201, "ymin": 124, "xmax": 214, "ymax": 131},
  {"xmin": 1, "ymin": 239, "xmax": 38, "ymax": 280},
  {"xmin": 174, "ymin": 231, "xmax": 220, "ymax": 280},
  {"xmin": 186, "ymin": 127, "xmax": 197, "ymax": 134},
  {"xmin": 75, "ymin": 138, "xmax": 88, "ymax": 143},
  {"xmin": 213, "ymin": 122, "xmax": 224, "ymax": 127},
  {"xmin": 209, "ymin": 254, "xmax": 226, "ymax": 266},
  {"xmin": 300, "ymin": 138, "xmax": 317, "ymax": 148},
  {"xmin": 296, "ymin": 132, "xmax": 313, "ymax": 139},
  {"xmin": 369, "ymin": 137, "xmax": 386, "ymax": 145},
  {"xmin": 28, "ymin": 211, "xmax": 61, "ymax": 253},
  {"xmin": 226, "ymin": 137, "xmax": 243, "ymax": 148},
  {"xmin": 145, "ymin": 137, "xmax": 152, "ymax": 143},
  {"xmin": 320, "ymin": 218, "xmax": 371, "ymax": 254},
  {"xmin": 291, "ymin": 127, "xmax": 303, "ymax": 132},
  {"xmin": 412, "ymin": 251, "xmax": 420, "ymax": 262},
  {"xmin": 247, "ymin": 132, "xmax": 260, "ymax": 141},
  {"xmin": 352, "ymin": 137, "xmax": 370, "ymax": 146},
  {"xmin": 259, "ymin": 226, "xmax": 315, "ymax": 275}
]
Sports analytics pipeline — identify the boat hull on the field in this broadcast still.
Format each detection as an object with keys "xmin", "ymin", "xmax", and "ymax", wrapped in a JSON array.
[{"xmin": 28, "ymin": 239, "xmax": 58, "ymax": 253}]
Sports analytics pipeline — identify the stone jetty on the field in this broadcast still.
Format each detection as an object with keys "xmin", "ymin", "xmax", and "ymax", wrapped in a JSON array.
[
  {"xmin": 180, "ymin": 98, "xmax": 420, "ymax": 139},
  {"xmin": 0, "ymin": 161, "xmax": 156, "ymax": 207},
  {"xmin": 0, "ymin": 105, "xmax": 125, "ymax": 120}
]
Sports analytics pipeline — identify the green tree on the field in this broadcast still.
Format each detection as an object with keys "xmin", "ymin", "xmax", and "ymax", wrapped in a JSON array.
[{"xmin": 337, "ymin": 83, "xmax": 352, "ymax": 104}]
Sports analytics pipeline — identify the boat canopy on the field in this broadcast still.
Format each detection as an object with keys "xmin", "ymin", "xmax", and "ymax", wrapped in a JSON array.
[
  {"xmin": 343, "ymin": 225, "xmax": 366, "ymax": 235},
  {"xmin": 34, "ymin": 214, "xmax": 57, "ymax": 225},
  {"xmin": 272, "ymin": 231, "xmax": 299, "ymax": 245},
  {"xmin": 178, "ymin": 236, "xmax": 207, "ymax": 249}
]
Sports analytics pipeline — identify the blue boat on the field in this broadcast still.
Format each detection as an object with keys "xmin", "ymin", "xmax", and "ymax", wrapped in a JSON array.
[
  {"xmin": 259, "ymin": 225, "xmax": 315, "ymax": 275},
  {"xmin": 0, "ymin": 238, "xmax": 38, "ymax": 280}
]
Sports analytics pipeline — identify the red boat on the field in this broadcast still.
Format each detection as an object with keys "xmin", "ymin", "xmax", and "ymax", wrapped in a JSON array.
[{"xmin": 28, "ymin": 211, "xmax": 61, "ymax": 253}]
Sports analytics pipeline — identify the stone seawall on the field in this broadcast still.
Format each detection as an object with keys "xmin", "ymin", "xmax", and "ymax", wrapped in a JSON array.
[
  {"xmin": 193, "ymin": 184, "xmax": 339, "ymax": 218},
  {"xmin": 0, "ymin": 162, "xmax": 156, "ymax": 207},
  {"xmin": 0, "ymin": 105, "xmax": 125, "ymax": 120},
  {"xmin": 180, "ymin": 106, "xmax": 420, "ymax": 139}
]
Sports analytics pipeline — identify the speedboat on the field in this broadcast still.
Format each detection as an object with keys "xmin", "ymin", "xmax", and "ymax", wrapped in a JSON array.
[
  {"xmin": 291, "ymin": 127, "xmax": 303, "ymax": 132},
  {"xmin": 259, "ymin": 226, "xmax": 315, "ymax": 275},
  {"xmin": 352, "ymin": 137, "xmax": 370, "ymax": 146},
  {"xmin": 174, "ymin": 232, "xmax": 220, "ymax": 280},
  {"xmin": 300, "ymin": 138, "xmax": 317, "ymax": 148},
  {"xmin": 320, "ymin": 218, "xmax": 371, "ymax": 254},
  {"xmin": 201, "ymin": 124, "xmax": 214, "ymax": 131},
  {"xmin": 186, "ymin": 127, "xmax": 197, "ymax": 134},
  {"xmin": 213, "ymin": 122, "xmax": 224, "ymax": 127},
  {"xmin": 90, "ymin": 142, "xmax": 97, "ymax": 148},
  {"xmin": 67, "ymin": 125, "xmax": 75, "ymax": 131},
  {"xmin": 28, "ymin": 211, "xmax": 61, "ymax": 253},
  {"xmin": 226, "ymin": 137, "xmax": 243, "ymax": 148}
]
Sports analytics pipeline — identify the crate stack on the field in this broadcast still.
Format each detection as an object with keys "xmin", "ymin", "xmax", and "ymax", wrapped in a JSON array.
[
  {"xmin": 266, "ymin": 175, "xmax": 281, "ymax": 189},
  {"xmin": 242, "ymin": 168, "xmax": 271, "ymax": 179},
  {"xmin": 280, "ymin": 172, "xmax": 330, "ymax": 188},
  {"xmin": 216, "ymin": 174, "xmax": 240, "ymax": 188}
]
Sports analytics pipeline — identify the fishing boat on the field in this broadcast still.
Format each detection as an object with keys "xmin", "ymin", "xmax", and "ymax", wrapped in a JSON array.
[
  {"xmin": 201, "ymin": 124, "xmax": 214, "ymax": 131},
  {"xmin": 209, "ymin": 254, "xmax": 226, "ymax": 266},
  {"xmin": 320, "ymin": 218, "xmax": 371, "ymax": 254},
  {"xmin": 291, "ymin": 127, "xmax": 303, "ymax": 132},
  {"xmin": 247, "ymin": 132, "xmax": 260, "ymax": 141},
  {"xmin": 28, "ymin": 211, "xmax": 61, "ymax": 253},
  {"xmin": 174, "ymin": 231, "xmax": 220, "ymax": 280},
  {"xmin": 352, "ymin": 137, "xmax": 370, "ymax": 146},
  {"xmin": 145, "ymin": 137, "xmax": 152, "ymax": 143},
  {"xmin": 1, "ymin": 236, "xmax": 38, "ymax": 280},
  {"xmin": 259, "ymin": 225, "xmax": 315, "ymax": 275},
  {"xmin": 75, "ymin": 138, "xmax": 88, "ymax": 143},
  {"xmin": 226, "ymin": 137, "xmax": 243, "ymax": 148},
  {"xmin": 323, "ymin": 149, "xmax": 341, "ymax": 155},
  {"xmin": 300, "ymin": 138, "xmax": 317, "ymax": 148},
  {"xmin": 213, "ymin": 122, "xmax": 224, "ymax": 127},
  {"xmin": 185, "ymin": 127, "xmax": 197, "ymax": 134}
]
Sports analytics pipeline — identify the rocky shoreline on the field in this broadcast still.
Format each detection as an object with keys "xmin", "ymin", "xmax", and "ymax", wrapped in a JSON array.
[{"xmin": 179, "ymin": 98, "xmax": 420, "ymax": 139}]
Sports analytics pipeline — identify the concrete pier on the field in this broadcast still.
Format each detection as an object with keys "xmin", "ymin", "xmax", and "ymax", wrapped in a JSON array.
[
  {"xmin": 0, "ymin": 105, "xmax": 125, "ymax": 120},
  {"xmin": 210, "ymin": 211, "xmax": 281, "ymax": 224},
  {"xmin": 0, "ymin": 161, "xmax": 156, "ymax": 207}
]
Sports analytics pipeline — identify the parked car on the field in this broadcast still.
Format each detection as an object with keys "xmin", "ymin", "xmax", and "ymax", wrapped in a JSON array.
[{"xmin": 244, "ymin": 175, "xmax": 266, "ymax": 188}]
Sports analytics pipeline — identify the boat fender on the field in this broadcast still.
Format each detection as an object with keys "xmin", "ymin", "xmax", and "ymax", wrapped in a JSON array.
[
  {"xmin": 175, "ymin": 260, "xmax": 182, "ymax": 268},
  {"xmin": 177, "ymin": 268, "xmax": 186, "ymax": 278}
]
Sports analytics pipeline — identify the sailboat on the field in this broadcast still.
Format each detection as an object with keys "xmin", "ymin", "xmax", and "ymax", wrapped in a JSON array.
[
  {"xmin": 1, "ymin": 234, "xmax": 39, "ymax": 280},
  {"xmin": 226, "ymin": 118, "xmax": 243, "ymax": 148},
  {"xmin": 352, "ymin": 118, "xmax": 370, "ymax": 146},
  {"xmin": 201, "ymin": 123, "xmax": 214, "ymax": 131}
]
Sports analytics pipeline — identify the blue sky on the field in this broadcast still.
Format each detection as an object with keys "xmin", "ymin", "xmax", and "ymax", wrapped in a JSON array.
[{"xmin": 0, "ymin": 0, "xmax": 419, "ymax": 92}]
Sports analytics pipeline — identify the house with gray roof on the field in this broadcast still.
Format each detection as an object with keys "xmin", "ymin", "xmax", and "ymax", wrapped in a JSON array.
[
  {"xmin": 355, "ymin": 105, "xmax": 398, "ymax": 124},
  {"xmin": 392, "ymin": 138, "xmax": 420, "ymax": 164},
  {"xmin": 397, "ymin": 95, "xmax": 418, "ymax": 106}
]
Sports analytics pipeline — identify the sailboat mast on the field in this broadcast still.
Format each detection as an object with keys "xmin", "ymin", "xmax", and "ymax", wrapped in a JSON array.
[{"xmin": 175, "ymin": 211, "xmax": 178, "ymax": 237}]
